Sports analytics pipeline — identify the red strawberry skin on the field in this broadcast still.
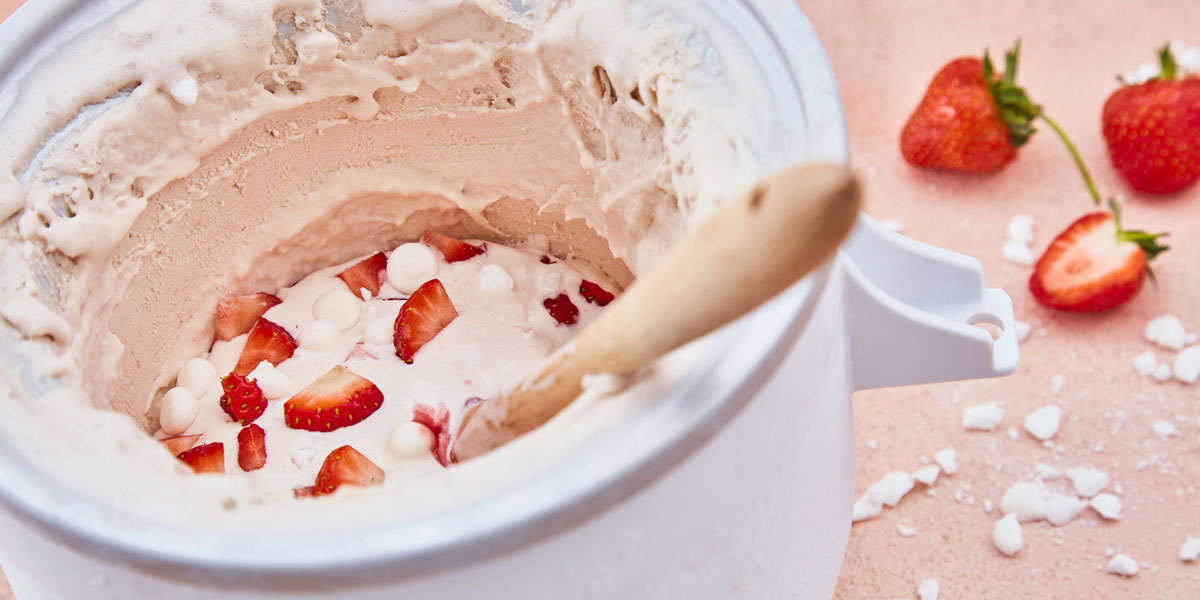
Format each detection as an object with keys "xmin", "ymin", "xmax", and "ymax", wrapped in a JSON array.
[
  {"xmin": 177, "ymin": 442, "xmax": 225, "ymax": 474},
  {"xmin": 901, "ymin": 58, "xmax": 1017, "ymax": 172},
  {"xmin": 219, "ymin": 373, "xmax": 268, "ymax": 425},
  {"xmin": 293, "ymin": 485, "xmax": 320, "ymax": 498},
  {"xmin": 1102, "ymin": 78, "xmax": 1200, "ymax": 195},
  {"xmin": 412, "ymin": 402, "xmax": 451, "ymax": 467},
  {"xmin": 579, "ymin": 280, "xmax": 614, "ymax": 306},
  {"xmin": 314, "ymin": 445, "xmax": 385, "ymax": 495},
  {"xmin": 237, "ymin": 424, "xmax": 267, "ymax": 471},
  {"xmin": 1029, "ymin": 213, "xmax": 1147, "ymax": 312},
  {"xmin": 214, "ymin": 293, "xmax": 281, "ymax": 341},
  {"xmin": 284, "ymin": 365, "xmax": 384, "ymax": 431},
  {"xmin": 234, "ymin": 318, "xmax": 296, "ymax": 376},
  {"xmin": 421, "ymin": 230, "xmax": 486, "ymax": 263},
  {"xmin": 543, "ymin": 293, "xmax": 579, "ymax": 325},
  {"xmin": 393, "ymin": 279, "xmax": 458, "ymax": 364},
  {"xmin": 337, "ymin": 252, "xmax": 388, "ymax": 298}
]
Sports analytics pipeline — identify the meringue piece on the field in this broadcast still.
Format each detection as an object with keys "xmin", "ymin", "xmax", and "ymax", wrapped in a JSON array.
[
  {"xmin": 1106, "ymin": 553, "xmax": 1139, "ymax": 577},
  {"xmin": 387, "ymin": 243, "xmax": 439, "ymax": 294},
  {"xmin": 1144, "ymin": 314, "xmax": 1188, "ymax": 350},
  {"xmin": 992, "ymin": 513, "xmax": 1024, "ymax": 557},
  {"xmin": 1000, "ymin": 481, "xmax": 1046, "ymax": 522},
  {"xmin": 247, "ymin": 361, "xmax": 291, "ymax": 400},
  {"xmin": 1066, "ymin": 468, "xmax": 1109, "ymax": 498},
  {"xmin": 1006, "ymin": 214, "xmax": 1034, "ymax": 244},
  {"xmin": 911, "ymin": 465, "xmax": 940, "ymax": 486},
  {"xmin": 312, "ymin": 289, "xmax": 362, "ymax": 330},
  {"xmin": 176, "ymin": 357, "xmax": 217, "ymax": 397},
  {"xmin": 1023, "ymin": 404, "xmax": 1061, "ymax": 441},
  {"xmin": 169, "ymin": 76, "xmax": 199, "ymax": 106},
  {"xmin": 363, "ymin": 317, "xmax": 394, "ymax": 346},
  {"xmin": 478, "ymin": 264, "xmax": 515, "ymax": 293},
  {"xmin": 876, "ymin": 470, "xmax": 915, "ymax": 507},
  {"xmin": 1001, "ymin": 241, "xmax": 1034, "ymax": 266},
  {"xmin": 1089, "ymin": 493, "xmax": 1122, "ymax": 520},
  {"xmin": 933, "ymin": 448, "xmax": 958, "ymax": 475},
  {"xmin": 1044, "ymin": 493, "xmax": 1088, "ymax": 526},
  {"xmin": 299, "ymin": 319, "xmax": 340, "ymax": 350},
  {"xmin": 963, "ymin": 402, "xmax": 1003, "ymax": 431},
  {"xmin": 1181, "ymin": 537, "xmax": 1200, "ymax": 562},
  {"xmin": 1151, "ymin": 419, "xmax": 1179, "ymax": 440},
  {"xmin": 917, "ymin": 579, "xmax": 939, "ymax": 600},
  {"xmin": 159, "ymin": 387, "xmax": 199, "ymax": 435},
  {"xmin": 1174, "ymin": 346, "xmax": 1200, "ymax": 383},
  {"xmin": 1132, "ymin": 350, "xmax": 1158, "ymax": 377}
]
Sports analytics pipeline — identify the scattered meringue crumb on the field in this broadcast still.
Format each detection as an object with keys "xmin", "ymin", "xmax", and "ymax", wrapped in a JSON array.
[
  {"xmin": 1006, "ymin": 214, "xmax": 1034, "ymax": 244},
  {"xmin": 1174, "ymin": 346, "xmax": 1200, "ymax": 384},
  {"xmin": 876, "ymin": 471, "xmax": 916, "ymax": 507},
  {"xmin": 1181, "ymin": 537, "xmax": 1200, "ymax": 562},
  {"xmin": 1014, "ymin": 320, "xmax": 1031, "ymax": 343},
  {"xmin": 992, "ymin": 514, "xmax": 1024, "ymax": 557},
  {"xmin": 1066, "ymin": 468, "xmax": 1110, "ymax": 498},
  {"xmin": 963, "ymin": 402, "xmax": 1003, "ymax": 431},
  {"xmin": 897, "ymin": 524, "xmax": 918, "ymax": 537},
  {"xmin": 917, "ymin": 579, "xmax": 939, "ymax": 600},
  {"xmin": 868, "ymin": 438, "xmax": 878, "ymax": 450},
  {"xmin": 1051, "ymin": 374, "xmax": 1065, "ymax": 395},
  {"xmin": 1089, "ymin": 493, "xmax": 1123, "ymax": 520},
  {"xmin": 1132, "ymin": 351, "xmax": 1158, "ymax": 377},
  {"xmin": 169, "ymin": 76, "xmax": 199, "ymax": 106},
  {"xmin": 1106, "ymin": 553, "xmax": 1139, "ymax": 577},
  {"xmin": 852, "ymin": 487, "xmax": 884, "ymax": 523},
  {"xmin": 1001, "ymin": 482, "xmax": 1047, "ymax": 522},
  {"xmin": 1152, "ymin": 420, "xmax": 1180, "ymax": 440},
  {"xmin": 1045, "ymin": 493, "xmax": 1088, "ymax": 526},
  {"xmin": 1153, "ymin": 362, "xmax": 1173, "ymax": 382},
  {"xmin": 912, "ymin": 465, "xmax": 941, "ymax": 486},
  {"xmin": 1033, "ymin": 463, "xmax": 1063, "ymax": 479},
  {"xmin": 879, "ymin": 219, "xmax": 905, "ymax": 233},
  {"xmin": 1023, "ymin": 404, "xmax": 1061, "ymax": 441},
  {"xmin": 984, "ymin": 499, "xmax": 994, "ymax": 512},
  {"xmin": 1001, "ymin": 240, "xmax": 1035, "ymax": 266},
  {"xmin": 1144, "ymin": 314, "xmax": 1188, "ymax": 350},
  {"xmin": 934, "ymin": 448, "xmax": 958, "ymax": 475},
  {"xmin": 1006, "ymin": 427, "xmax": 1019, "ymax": 441}
]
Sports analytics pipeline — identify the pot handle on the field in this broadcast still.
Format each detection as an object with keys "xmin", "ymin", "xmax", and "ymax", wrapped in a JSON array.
[{"xmin": 841, "ymin": 215, "xmax": 1019, "ymax": 391}]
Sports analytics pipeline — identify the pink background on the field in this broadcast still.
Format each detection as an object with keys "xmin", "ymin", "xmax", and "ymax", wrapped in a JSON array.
[{"xmin": 1, "ymin": 0, "xmax": 1198, "ymax": 597}]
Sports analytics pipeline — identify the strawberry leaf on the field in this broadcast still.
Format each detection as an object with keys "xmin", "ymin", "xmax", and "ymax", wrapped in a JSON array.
[
  {"xmin": 983, "ymin": 42, "xmax": 1040, "ymax": 147},
  {"xmin": 1110, "ymin": 196, "xmax": 1169, "ymax": 262},
  {"xmin": 1159, "ymin": 44, "xmax": 1177, "ymax": 80}
]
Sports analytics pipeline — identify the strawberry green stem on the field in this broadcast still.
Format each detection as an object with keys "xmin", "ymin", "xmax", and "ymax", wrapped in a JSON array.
[
  {"xmin": 1038, "ymin": 113, "xmax": 1102, "ymax": 206},
  {"xmin": 1160, "ymin": 44, "xmax": 1177, "ymax": 80}
]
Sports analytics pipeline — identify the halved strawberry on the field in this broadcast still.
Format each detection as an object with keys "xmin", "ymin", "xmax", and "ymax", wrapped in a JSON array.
[
  {"xmin": 543, "ymin": 294, "xmax": 579, "ymax": 325},
  {"xmin": 177, "ymin": 442, "xmax": 224, "ymax": 474},
  {"xmin": 337, "ymin": 252, "xmax": 388, "ymax": 299},
  {"xmin": 412, "ymin": 402, "xmax": 451, "ymax": 467},
  {"xmin": 314, "ymin": 445, "xmax": 385, "ymax": 495},
  {"xmin": 233, "ymin": 318, "xmax": 296, "ymax": 376},
  {"xmin": 578, "ymin": 280, "xmax": 614, "ymax": 306},
  {"xmin": 214, "ymin": 292, "xmax": 281, "ymax": 341},
  {"xmin": 1030, "ymin": 201, "xmax": 1168, "ymax": 312},
  {"xmin": 284, "ymin": 365, "xmax": 385, "ymax": 431},
  {"xmin": 219, "ymin": 373, "xmax": 268, "ymax": 425},
  {"xmin": 237, "ymin": 424, "xmax": 267, "ymax": 471},
  {"xmin": 393, "ymin": 279, "xmax": 458, "ymax": 364},
  {"xmin": 421, "ymin": 230, "xmax": 486, "ymax": 262},
  {"xmin": 160, "ymin": 434, "xmax": 201, "ymax": 455},
  {"xmin": 293, "ymin": 485, "xmax": 320, "ymax": 498}
]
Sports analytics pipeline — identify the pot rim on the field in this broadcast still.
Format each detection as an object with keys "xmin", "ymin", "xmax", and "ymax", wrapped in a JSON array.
[{"xmin": 0, "ymin": 0, "xmax": 849, "ymax": 588}]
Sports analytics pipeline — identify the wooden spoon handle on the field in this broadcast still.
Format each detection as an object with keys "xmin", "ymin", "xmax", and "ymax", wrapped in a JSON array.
[{"xmin": 452, "ymin": 162, "xmax": 862, "ymax": 461}]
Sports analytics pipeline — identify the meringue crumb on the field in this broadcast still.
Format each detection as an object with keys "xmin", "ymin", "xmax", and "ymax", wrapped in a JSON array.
[
  {"xmin": 992, "ymin": 513, "xmax": 1024, "ymax": 557},
  {"xmin": 1106, "ymin": 553, "xmax": 1139, "ymax": 577},
  {"xmin": 963, "ymin": 402, "xmax": 1003, "ymax": 431},
  {"xmin": 897, "ymin": 524, "xmax": 918, "ymax": 537},
  {"xmin": 1144, "ymin": 314, "xmax": 1188, "ymax": 350},
  {"xmin": 933, "ymin": 448, "xmax": 958, "ymax": 475},
  {"xmin": 917, "ymin": 579, "xmax": 939, "ymax": 600},
  {"xmin": 1023, "ymin": 404, "xmax": 1061, "ymax": 441}
]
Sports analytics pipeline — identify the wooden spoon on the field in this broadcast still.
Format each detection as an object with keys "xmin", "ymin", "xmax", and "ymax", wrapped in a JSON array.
[{"xmin": 451, "ymin": 162, "xmax": 862, "ymax": 461}]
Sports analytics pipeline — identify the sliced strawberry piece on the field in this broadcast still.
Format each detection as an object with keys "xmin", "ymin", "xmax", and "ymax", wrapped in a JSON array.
[
  {"xmin": 160, "ymin": 434, "xmax": 201, "ymax": 455},
  {"xmin": 543, "ymin": 294, "xmax": 579, "ymax": 325},
  {"xmin": 578, "ymin": 280, "xmax": 614, "ymax": 306},
  {"xmin": 344, "ymin": 342, "xmax": 377, "ymax": 361},
  {"xmin": 314, "ymin": 445, "xmax": 385, "ymax": 495},
  {"xmin": 177, "ymin": 442, "xmax": 224, "ymax": 474},
  {"xmin": 284, "ymin": 365, "xmax": 384, "ymax": 431},
  {"xmin": 233, "ymin": 318, "xmax": 296, "ymax": 376},
  {"xmin": 337, "ymin": 252, "xmax": 388, "ymax": 299},
  {"xmin": 540, "ymin": 255, "xmax": 556, "ymax": 265},
  {"xmin": 421, "ymin": 230, "xmax": 485, "ymax": 263},
  {"xmin": 293, "ymin": 485, "xmax": 320, "ymax": 498},
  {"xmin": 214, "ymin": 292, "xmax": 282, "ymax": 341},
  {"xmin": 412, "ymin": 402, "xmax": 451, "ymax": 467},
  {"xmin": 393, "ymin": 279, "xmax": 458, "ymax": 364},
  {"xmin": 237, "ymin": 424, "xmax": 267, "ymax": 471},
  {"xmin": 1030, "ymin": 205, "xmax": 1168, "ymax": 312},
  {"xmin": 219, "ymin": 373, "xmax": 268, "ymax": 425}
]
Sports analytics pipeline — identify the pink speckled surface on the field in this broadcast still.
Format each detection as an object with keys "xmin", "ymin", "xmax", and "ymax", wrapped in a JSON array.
[{"xmin": 0, "ymin": 1, "xmax": 1197, "ymax": 599}]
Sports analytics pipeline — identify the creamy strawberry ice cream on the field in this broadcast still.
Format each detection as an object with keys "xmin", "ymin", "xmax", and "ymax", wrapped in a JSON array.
[{"xmin": 158, "ymin": 235, "xmax": 614, "ymax": 496}]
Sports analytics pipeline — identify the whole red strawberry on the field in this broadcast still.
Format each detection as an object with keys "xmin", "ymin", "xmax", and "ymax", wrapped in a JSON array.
[{"xmin": 1103, "ymin": 45, "xmax": 1200, "ymax": 195}]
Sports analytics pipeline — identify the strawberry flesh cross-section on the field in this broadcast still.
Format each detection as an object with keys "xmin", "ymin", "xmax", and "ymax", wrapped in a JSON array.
[
  {"xmin": 337, "ymin": 252, "xmax": 388, "ymax": 299},
  {"xmin": 578, "ymin": 280, "xmax": 614, "ymax": 306},
  {"xmin": 421, "ymin": 230, "xmax": 486, "ymax": 263},
  {"xmin": 220, "ymin": 373, "xmax": 268, "ymax": 425},
  {"xmin": 237, "ymin": 424, "xmax": 267, "ymax": 471},
  {"xmin": 393, "ymin": 279, "xmax": 458, "ymax": 364},
  {"xmin": 213, "ymin": 292, "xmax": 281, "ymax": 341},
  {"xmin": 543, "ymin": 293, "xmax": 579, "ymax": 325},
  {"xmin": 177, "ymin": 442, "xmax": 225, "ymax": 474},
  {"xmin": 284, "ymin": 365, "xmax": 385, "ymax": 432},
  {"xmin": 233, "ymin": 318, "xmax": 297, "ymax": 376},
  {"xmin": 412, "ymin": 402, "xmax": 451, "ymax": 466},
  {"xmin": 313, "ymin": 445, "xmax": 385, "ymax": 495}
]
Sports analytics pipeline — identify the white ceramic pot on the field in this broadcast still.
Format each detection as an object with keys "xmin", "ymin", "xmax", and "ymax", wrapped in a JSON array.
[{"xmin": 0, "ymin": 1, "xmax": 1018, "ymax": 598}]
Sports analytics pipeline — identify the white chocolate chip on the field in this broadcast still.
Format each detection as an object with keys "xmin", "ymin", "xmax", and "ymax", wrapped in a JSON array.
[
  {"xmin": 176, "ymin": 357, "xmax": 217, "ymax": 397},
  {"xmin": 159, "ymin": 387, "xmax": 199, "ymax": 435},
  {"xmin": 312, "ymin": 289, "xmax": 362, "ymax": 330},
  {"xmin": 387, "ymin": 243, "xmax": 439, "ymax": 294}
]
